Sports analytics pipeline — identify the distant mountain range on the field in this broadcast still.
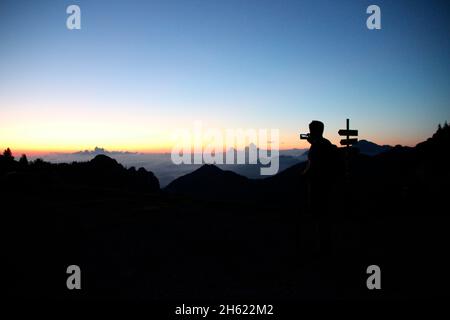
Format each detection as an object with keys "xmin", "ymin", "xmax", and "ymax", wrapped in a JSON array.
[
  {"xmin": 73, "ymin": 146, "xmax": 138, "ymax": 156},
  {"xmin": 38, "ymin": 140, "xmax": 394, "ymax": 187},
  {"xmin": 70, "ymin": 140, "xmax": 391, "ymax": 159},
  {"xmin": 353, "ymin": 139, "xmax": 393, "ymax": 156}
]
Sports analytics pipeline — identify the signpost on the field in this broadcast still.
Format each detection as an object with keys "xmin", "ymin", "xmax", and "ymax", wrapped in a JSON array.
[
  {"xmin": 338, "ymin": 118, "xmax": 358, "ymax": 177},
  {"xmin": 339, "ymin": 119, "xmax": 358, "ymax": 147}
]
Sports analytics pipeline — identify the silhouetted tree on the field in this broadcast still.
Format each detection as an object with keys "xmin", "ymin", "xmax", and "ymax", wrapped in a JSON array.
[
  {"xmin": 32, "ymin": 158, "xmax": 45, "ymax": 167},
  {"xmin": 3, "ymin": 148, "xmax": 14, "ymax": 161},
  {"xmin": 19, "ymin": 154, "xmax": 29, "ymax": 166}
]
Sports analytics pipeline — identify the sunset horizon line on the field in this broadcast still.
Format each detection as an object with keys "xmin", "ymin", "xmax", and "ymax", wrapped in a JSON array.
[{"xmin": 1, "ymin": 138, "xmax": 419, "ymax": 158}]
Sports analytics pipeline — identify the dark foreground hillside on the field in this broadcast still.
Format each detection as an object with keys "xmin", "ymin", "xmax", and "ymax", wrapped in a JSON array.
[{"xmin": 2, "ymin": 124, "xmax": 450, "ymax": 307}]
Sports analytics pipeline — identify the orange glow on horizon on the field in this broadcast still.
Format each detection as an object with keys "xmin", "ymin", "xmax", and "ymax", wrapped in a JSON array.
[{"xmin": 1, "ymin": 135, "xmax": 418, "ymax": 158}]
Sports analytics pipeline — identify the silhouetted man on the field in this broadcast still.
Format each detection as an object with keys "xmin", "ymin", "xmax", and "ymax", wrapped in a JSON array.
[{"xmin": 302, "ymin": 120, "xmax": 339, "ymax": 254}]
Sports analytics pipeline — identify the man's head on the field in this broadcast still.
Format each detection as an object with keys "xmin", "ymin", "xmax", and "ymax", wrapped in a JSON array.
[{"xmin": 308, "ymin": 120, "xmax": 324, "ymax": 141}]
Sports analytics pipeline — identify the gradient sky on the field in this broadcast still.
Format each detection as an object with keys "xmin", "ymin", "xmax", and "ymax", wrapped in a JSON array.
[{"xmin": 1, "ymin": 0, "xmax": 449, "ymax": 153}]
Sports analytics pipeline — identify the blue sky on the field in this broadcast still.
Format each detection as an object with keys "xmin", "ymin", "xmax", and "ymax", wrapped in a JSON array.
[{"xmin": 0, "ymin": 0, "xmax": 449, "ymax": 151}]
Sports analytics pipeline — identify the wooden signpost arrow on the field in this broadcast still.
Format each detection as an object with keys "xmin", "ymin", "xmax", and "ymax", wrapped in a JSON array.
[
  {"xmin": 340, "ymin": 138, "xmax": 358, "ymax": 145},
  {"xmin": 338, "ymin": 129, "xmax": 358, "ymax": 137}
]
